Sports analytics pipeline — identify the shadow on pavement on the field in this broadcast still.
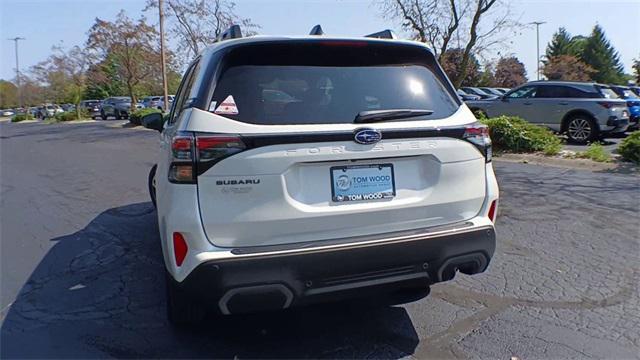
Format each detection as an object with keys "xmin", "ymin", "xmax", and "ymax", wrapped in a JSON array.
[{"xmin": 1, "ymin": 202, "xmax": 419, "ymax": 358}]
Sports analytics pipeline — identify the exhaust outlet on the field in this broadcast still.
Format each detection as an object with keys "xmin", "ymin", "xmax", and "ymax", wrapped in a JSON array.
[
  {"xmin": 436, "ymin": 253, "xmax": 488, "ymax": 282},
  {"xmin": 218, "ymin": 284, "xmax": 293, "ymax": 315}
]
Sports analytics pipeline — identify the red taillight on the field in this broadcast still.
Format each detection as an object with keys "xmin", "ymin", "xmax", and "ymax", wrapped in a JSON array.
[
  {"xmin": 488, "ymin": 200, "xmax": 498, "ymax": 223},
  {"xmin": 597, "ymin": 101, "xmax": 615, "ymax": 109},
  {"xmin": 171, "ymin": 135, "xmax": 193, "ymax": 160},
  {"xmin": 168, "ymin": 133, "xmax": 246, "ymax": 183},
  {"xmin": 463, "ymin": 123, "xmax": 492, "ymax": 162},
  {"xmin": 172, "ymin": 232, "xmax": 188, "ymax": 266},
  {"xmin": 195, "ymin": 135, "xmax": 246, "ymax": 174}
]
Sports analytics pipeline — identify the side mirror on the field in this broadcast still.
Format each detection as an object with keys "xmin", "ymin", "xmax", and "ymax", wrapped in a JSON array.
[{"xmin": 142, "ymin": 112, "xmax": 164, "ymax": 132}]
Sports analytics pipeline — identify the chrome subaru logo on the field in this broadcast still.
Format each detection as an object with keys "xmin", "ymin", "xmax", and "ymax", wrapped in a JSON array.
[{"xmin": 354, "ymin": 129, "xmax": 382, "ymax": 144}]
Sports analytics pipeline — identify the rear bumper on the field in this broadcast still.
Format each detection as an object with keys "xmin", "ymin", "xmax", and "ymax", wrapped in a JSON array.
[
  {"xmin": 173, "ymin": 224, "xmax": 495, "ymax": 314},
  {"xmin": 603, "ymin": 117, "xmax": 629, "ymax": 133}
]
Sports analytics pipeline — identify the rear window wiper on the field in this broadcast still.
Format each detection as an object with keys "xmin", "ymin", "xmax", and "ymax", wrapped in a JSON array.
[{"xmin": 354, "ymin": 109, "xmax": 434, "ymax": 123}]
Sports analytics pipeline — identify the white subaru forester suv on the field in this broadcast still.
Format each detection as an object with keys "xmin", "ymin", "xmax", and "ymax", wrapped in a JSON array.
[{"xmin": 143, "ymin": 26, "xmax": 499, "ymax": 324}]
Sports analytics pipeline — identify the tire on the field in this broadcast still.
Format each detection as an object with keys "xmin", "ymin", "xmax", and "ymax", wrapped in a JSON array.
[
  {"xmin": 566, "ymin": 115, "xmax": 599, "ymax": 144},
  {"xmin": 148, "ymin": 165, "xmax": 157, "ymax": 208},
  {"xmin": 100, "ymin": 110, "xmax": 107, "ymax": 121},
  {"xmin": 166, "ymin": 271, "xmax": 206, "ymax": 325},
  {"xmin": 115, "ymin": 111, "xmax": 122, "ymax": 120}
]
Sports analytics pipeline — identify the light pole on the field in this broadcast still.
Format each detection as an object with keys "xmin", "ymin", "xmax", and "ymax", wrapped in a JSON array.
[
  {"xmin": 158, "ymin": 0, "xmax": 169, "ymax": 112},
  {"xmin": 530, "ymin": 21, "xmax": 546, "ymax": 80},
  {"xmin": 8, "ymin": 37, "xmax": 26, "ymax": 110}
]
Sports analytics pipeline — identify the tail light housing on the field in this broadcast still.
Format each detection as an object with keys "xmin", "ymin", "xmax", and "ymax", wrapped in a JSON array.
[
  {"xmin": 168, "ymin": 132, "xmax": 246, "ymax": 183},
  {"xmin": 598, "ymin": 101, "xmax": 625, "ymax": 109},
  {"xmin": 463, "ymin": 122, "xmax": 492, "ymax": 162}
]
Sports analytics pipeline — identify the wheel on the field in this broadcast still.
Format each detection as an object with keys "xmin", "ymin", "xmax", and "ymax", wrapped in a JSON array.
[
  {"xmin": 166, "ymin": 271, "xmax": 206, "ymax": 325},
  {"xmin": 100, "ymin": 110, "xmax": 107, "ymax": 120},
  {"xmin": 115, "ymin": 111, "xmax": 122, "ymax": 120},
  {"xmin": 148, "ymin": 165, "xmax": 157, "ymax": 208},
  {"xmin": 566, "ymin": 115, "xmax": 598, "ymax": 144}
]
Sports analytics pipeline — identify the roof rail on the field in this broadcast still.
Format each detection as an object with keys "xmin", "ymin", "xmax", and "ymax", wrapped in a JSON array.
[
  {"xmin": 216, "ymin": 25, "xmax": 243, "ymax": 42},
  {"xmin": 364, "ymin": 29, "xmax": 397, "ymax": 39},
  {"xmin": 309, "ymin": 24, "xmax": 324, "ymax": 36}
]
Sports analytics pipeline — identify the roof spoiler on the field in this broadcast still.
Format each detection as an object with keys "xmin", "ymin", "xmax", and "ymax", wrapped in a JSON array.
[
  {"xmin": 364, "ymin": 29, "xmax": 397, "ymax": 39},
  {"xmin": 215, "ymin": 25, "xmax": 243, "ymax": 42}
]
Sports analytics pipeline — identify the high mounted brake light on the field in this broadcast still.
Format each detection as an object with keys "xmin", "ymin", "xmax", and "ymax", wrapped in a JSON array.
[
  {"xmin": 168, "ymin": 132, "xmax": 246, "ymax": 183},
  {"xmin": 463, "ymin": 123, "xmax": 492, "ymax": 162}
]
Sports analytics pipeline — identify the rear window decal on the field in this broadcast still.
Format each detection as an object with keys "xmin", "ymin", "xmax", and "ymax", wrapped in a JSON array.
[{"xmin": 214, "ymin": 95, "xmax": 239, "ymax": 115}]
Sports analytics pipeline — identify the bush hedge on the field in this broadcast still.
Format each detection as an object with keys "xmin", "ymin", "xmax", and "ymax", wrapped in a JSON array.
[
  {"xmin": 11, "ymin": 114, "xmax": 33, "ymax": 122},
  {"xmin": 53, "ymin": 109, "xmax": 90, "ymax": 122},
  {"xmin": 130, "ymin": 108, "xmax": 162, "ymax": 125},
  {"xmin": 618, "ymin": 131, "xmax": 640, "ymax": 164},
  {"xmin": 480, "ymin": 116, "xmax": 562, "ymax": 155}
]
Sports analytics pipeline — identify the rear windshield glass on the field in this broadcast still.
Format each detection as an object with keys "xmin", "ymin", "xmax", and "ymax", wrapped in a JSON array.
[
  {"xmin": 597, "ymin": 86, "xmax": 620, "ymax": 99},
  {"xmin": 211, "ymin": 42, "xmax": 458, "ymax": 125}
]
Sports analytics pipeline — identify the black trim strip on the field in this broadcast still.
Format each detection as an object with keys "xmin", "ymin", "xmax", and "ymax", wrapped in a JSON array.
[{"xmin": 240, "ymin": 127, "xmax": 467, "ymax": 148}]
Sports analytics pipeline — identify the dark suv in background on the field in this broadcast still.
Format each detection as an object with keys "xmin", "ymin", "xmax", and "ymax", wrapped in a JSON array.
[
  {"xmin": 467, "ymin": 81, "xmax": 630, "ymax": 143},
  {"xmin": 100, "ymin": 97, "xmax": 139, "ymax": 120}
]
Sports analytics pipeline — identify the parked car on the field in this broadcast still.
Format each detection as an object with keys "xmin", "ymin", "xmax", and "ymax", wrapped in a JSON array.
[
  {"xmin": 1, "ymin": 109, "xmax": 15, "ymax": 117},
  {"xmin": 461, "ymin": 87, "xmax": 499, "ymax": 100},
  {"xmin": 157, "ymin": 95, "xmax": 175, "ymax": 110},
  {"xmin": 609, "ymin": 85, "xmax": 640, "ymax": 130},
  {"xmin": 80, "ymin": 100, "xmax": 102, "ymax": 120},
  {"xmin": 467, "ymin": 81, "xmax": 630, "ymax": 144},
  {"xmin": 100, "ymin": 97, "xmax": 137, "ymax": 120},
  {"xmin": 479, "ymin": 87, "xmax": 504, "ymax": 97},
  {"xmin": 142, "ymin": 96, "xmax": 162, "ymax": 109},
  {"xmin": 143, "ymin": 95, "xmax": 175, "ymax": 110},
  {"xmin": 457, "ymin": 89, "xmax": 481, "ymax": 101},
  {"xmin": 61, "ymin": 103, "xmax": 75, "ymax": 112},
  {"xmin": 142, "ymin": 26, "xmax": 499, "ymax": 324},
  {"xmin": 37, "ymin": 104, "xmax": 64, "ymax": 119}
]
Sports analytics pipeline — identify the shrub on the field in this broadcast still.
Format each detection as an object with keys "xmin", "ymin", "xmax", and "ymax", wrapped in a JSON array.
[
  {"xmin": 618, "ymin": 131, "xmax": 640, "ymax": 164},
  {"xmin": 11, "ymin": 113, "xmax": 33, "ymax": 122},
  {"xmin": 480, "ymin": 116, "xmax": 562, "ymax": 155},
  {"xmin": 54, "ymin": 109, "xmax": 90, "ymax": 122},
  {"xmin": 130, "ymin": 108, "xmax": 161, "ymax": 125},
  {"xmin": 576, "ymin": 143, "xmax": 611, "ymax": 162}
]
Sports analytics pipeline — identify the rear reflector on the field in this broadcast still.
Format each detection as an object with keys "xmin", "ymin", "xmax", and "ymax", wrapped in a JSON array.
[
  {"xmin": 173, "ymin": 232, "xmax": 188, "ymax": 266},
  {"xmin": 488, "ymin": 200, "xmax": 498, "ymax": 223}
]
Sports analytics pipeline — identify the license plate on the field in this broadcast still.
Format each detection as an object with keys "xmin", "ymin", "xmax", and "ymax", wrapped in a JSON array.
[{"xmin": 331, "ymin": 164, "xmax": 395, "ymax": 203}]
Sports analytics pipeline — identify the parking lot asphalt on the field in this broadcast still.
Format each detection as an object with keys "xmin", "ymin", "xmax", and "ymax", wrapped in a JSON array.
[{"xmin": 1, "ymin": 121, "xmax": 639, "ymax": 359}]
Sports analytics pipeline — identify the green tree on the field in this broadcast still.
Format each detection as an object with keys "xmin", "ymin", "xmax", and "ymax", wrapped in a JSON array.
[
  {"xmin": 493, "ymin": 56, "xmax": 527, "ymax": 87},
  {"xmin": 477, "ymin": 63, "xmax": 496, "ymax": 87},
  {"xmin": 581, "ymin": 25, "xmax": 625, "ymax": 84},
  {"xmin": 0, "ymin": 80, "xmax": 18, "ymax": 108},
  {"xmin": 545, "ymin": 27, "xmax": 575, "ymax": 59},
  {"xmin": 633, "ymin": 56, "xmax": 640, "ymax": 84},
  {"xmin": 440, "ymin": 49, "xmax": 481, "ymax": 87}
]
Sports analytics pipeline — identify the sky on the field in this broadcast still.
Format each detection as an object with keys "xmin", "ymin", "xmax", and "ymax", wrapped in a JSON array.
[{"xmin": 1, "ymin": 0, "xmax": 639, "ymax": 83}]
